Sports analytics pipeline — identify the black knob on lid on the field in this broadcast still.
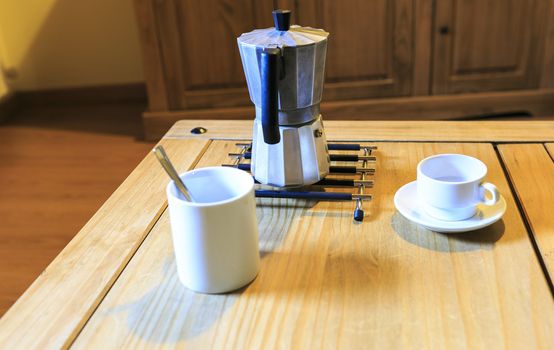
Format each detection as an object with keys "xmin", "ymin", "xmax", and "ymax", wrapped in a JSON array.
[{"xmin": 273, "ymin": 9, "xmax": 291, "ymax": 31}]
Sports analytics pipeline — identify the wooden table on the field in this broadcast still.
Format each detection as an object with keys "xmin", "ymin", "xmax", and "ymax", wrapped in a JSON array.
[{"xmin": 1, "ymin": 121, "xmax": 553, "ymax": 349}]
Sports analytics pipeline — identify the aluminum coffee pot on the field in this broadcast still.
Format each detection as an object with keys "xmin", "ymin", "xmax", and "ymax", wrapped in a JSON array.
[{"xmin": 237, "ymin": 9, "xmax": 330, "ymax": 187}]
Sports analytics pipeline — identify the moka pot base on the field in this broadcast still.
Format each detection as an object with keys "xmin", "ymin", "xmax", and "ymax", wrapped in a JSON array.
[{"xmin": 251, "ymin": 115, "xmax": 329, "ymax": 187}]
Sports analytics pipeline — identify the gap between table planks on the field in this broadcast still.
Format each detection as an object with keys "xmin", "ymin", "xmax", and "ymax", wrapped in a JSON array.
[
  {"xmin": 164, "ymin": 120, "xmax": 554, "ymax": 142},
  {"xmin": 546, "ymin": 143, "xmax": 554, "ymax": 159},
  {"xmin": 0, "ymin": 139, "xmax": 211, "ymax": 349},
  {"xmin": 72, "ymin": 140, "xmax": 554, "ymax": 349},
  {"xmin": 497, "ymin": 144, "xmax": 554, "ymax": 282}
]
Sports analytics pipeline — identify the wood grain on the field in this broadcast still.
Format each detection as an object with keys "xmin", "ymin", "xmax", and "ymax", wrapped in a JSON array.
[
  {"xmin": 0, "ymin": 139, "xmax": 210, "ymax": 349},
  {"xmin": 135, "ymin": 0, "xmax": 274, "ymax": 110},
  {"xmin": 134, "ymin": 0, "xmax": 554, "ymax": 102},
  {"xmin": 133, "ymin": 0, "xmax": 170, "ymax": 111},
  {"xmin": 135, "ymin": 0, "xmax": 554, "ymax": 137},
  {"xmin": 163, "ymin": 120, "xmax": 554, "ymax": 142},
  {"xmin": 152, "ymin": 0, "xmax": 187, "ymax": 109},
  {"xmin": 412, "ymin": 0, "xmax": 433, "ymax": 95},
  {"xmin": 135, "ymin": 0, "xmax": 420, "ymax": 111},
  {"xmin": 0, "ymin": 104, "xmax": 153, "ymax": 316},
  {"xmin": 142, "ymin": 88, "xmax": 554, "ymax": 140},
  {"xmin": 432, "ymin": 0, "xmax": 549, "ymax": 94},
  {"xmin": 540, "ymin": 0, "xmax": 554, "ymax": 88},
  {"xmin": 497, "ymin": 144, "xmax": 554, "ymax": 277},
  {"xmin": 177, "ymin": 0, "xmax": 272, "ymax": 90},
  {"xmin": 72, "ymin": 141, "xmax": 554, "ymax": 349},
  {"xmin": 295, "ymin": 0, "xmax": 414, "ymax": 100}
]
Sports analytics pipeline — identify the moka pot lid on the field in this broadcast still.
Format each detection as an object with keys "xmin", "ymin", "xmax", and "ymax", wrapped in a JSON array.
[{"xmin": 237, "ymin": 10, "xmax": 328, "ymax": 49}]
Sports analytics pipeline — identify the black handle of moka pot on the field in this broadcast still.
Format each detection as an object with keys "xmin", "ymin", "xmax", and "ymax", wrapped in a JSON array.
[{"xmin": 260, "ymin": 48, "xmax": 281, "ymax": 144}]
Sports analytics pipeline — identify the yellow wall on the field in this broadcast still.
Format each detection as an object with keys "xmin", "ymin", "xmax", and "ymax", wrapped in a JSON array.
[{"xmin": 0, "ymin": 0, "xmax": 144, "ymax": 92}]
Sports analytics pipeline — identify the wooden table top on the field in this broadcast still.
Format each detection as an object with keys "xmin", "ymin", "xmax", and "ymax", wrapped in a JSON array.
[{"xmin": 1, "ymin": 120, "xmax": 553, "ymax": 349}]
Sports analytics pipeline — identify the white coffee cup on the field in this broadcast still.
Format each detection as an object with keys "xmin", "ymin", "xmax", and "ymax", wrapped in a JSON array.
[
  {"xmin": 417, "ymin": 154, "xmax": 500, "ymax": 221},
  {"xmin": 166, "ymin": 166, "xmax": 260, "ymax": 293}
]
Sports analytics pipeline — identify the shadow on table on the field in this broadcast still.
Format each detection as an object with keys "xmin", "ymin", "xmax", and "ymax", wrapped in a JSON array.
[
  {"xmin": 102, "ymin": 201, "xmax": 302, "ymax": 344},
  {"xmin": 100, "ymin": 257, "xmax": 236, "ymax": 344},
  {"xmin": 106, "ymin": 201, "xmax": 398, "ymax": 344},
  {"xmin": 391, "ymin": 212, "xmax": 505, "ymax": 252}
]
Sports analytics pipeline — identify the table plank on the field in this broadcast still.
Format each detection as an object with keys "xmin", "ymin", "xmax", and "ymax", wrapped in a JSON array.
[
  {"xmin": 497, "ymin": 144, "xmax": 554, "ymax": 279},
  {"xmin": 164, "ymin": 120, "xmax": 554, "ymax": 142},
  {"xmin": 73, "ymin": 141, "xmax": 554, "ymax": 349},
  {"xmin": 0, "ymin": 139, "xmax": 210, "ymax": 349}
]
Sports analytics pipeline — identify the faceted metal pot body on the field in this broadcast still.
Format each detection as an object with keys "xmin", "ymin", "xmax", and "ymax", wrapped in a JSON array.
[{"xmin": 237, "ymin": 23, "xmax": 331, "ymax": 187}]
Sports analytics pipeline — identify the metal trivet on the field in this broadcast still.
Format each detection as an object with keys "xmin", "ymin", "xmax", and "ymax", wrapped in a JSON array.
[{"xmin": 224, "ymin": 142, "xmax": 377, "ymax": 222}]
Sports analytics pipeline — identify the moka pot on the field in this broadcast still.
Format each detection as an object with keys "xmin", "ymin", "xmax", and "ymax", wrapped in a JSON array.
[{"xmin": 237, "ymin": 9, "xmax": 330, "ymax": 187}]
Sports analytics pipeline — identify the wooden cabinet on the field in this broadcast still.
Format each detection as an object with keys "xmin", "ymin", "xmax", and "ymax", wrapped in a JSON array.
[
  {"xmin": 135, "ymin": 0, "xmax": 554, "ymax": 139},
  {"xmin": 293, "ymin": 0, "xmax": 415, "ymax": 100},
  {"xmin": 432, "ymin": 0, "xmax": 550, "ymax": 94},
  {"xmin": 137, "ymin": 0, "xmax": 418, "ymax": 109},
  {"xmin": 137, "ymin": 0, "xmax": 274, "ymax": 111}
]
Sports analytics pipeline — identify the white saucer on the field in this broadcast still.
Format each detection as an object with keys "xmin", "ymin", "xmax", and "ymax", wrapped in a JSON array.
[{"xmin": 394, "ymin": 181, "xmax": 506, "ymax": 233}]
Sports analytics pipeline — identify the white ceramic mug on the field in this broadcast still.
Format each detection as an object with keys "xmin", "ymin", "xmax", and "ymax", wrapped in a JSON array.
[
  {"xmin": 166, "ymin": 166, "xmax": 260, "ymax": 293},
  {"xmin": 417, "ymin": 154, "xmax": 500, "ymax": 221}
]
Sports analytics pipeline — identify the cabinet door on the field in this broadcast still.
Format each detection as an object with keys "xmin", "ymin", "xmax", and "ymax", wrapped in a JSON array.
[
  {"xmin": 140, "ymin": 0, "xmax": 422, "ymax": 111},
  {"xmin": 151, "ymin": 0, "xmax": 274, "ymax": 110},
  {"xmin": 291, "ymin": 0, "xmax": 416, "ymax": 100},
  {"xmin": 432, "ymin": 0, "xmax": 549, "ymax": 94}
]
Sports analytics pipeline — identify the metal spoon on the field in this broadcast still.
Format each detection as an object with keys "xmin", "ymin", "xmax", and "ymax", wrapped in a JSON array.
[{"xmin": 152, "ymin": 145, "xmax": 194, "ymax": 202}]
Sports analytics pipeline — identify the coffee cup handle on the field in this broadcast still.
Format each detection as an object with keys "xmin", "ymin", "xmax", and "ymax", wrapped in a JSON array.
[{"xmin": 479, "ymin": 182, "xmax": 500, "ymax": 206}]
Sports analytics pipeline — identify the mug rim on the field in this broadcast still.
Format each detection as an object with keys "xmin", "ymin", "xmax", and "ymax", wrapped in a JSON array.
[
  {"xmin": 417, "ymin": 153, "xmax": 487, "ymax": 185},
  {"xmin": 166, "ymin": 166, "xmax": 254, "ymax": 207}
]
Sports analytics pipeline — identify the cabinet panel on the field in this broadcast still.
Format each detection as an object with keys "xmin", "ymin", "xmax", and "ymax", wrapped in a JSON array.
[
  {"xmin": 147, "ymin": 0, "xmax": 419, "ymax": 110},
  {"xmin": 178, "ymin": 0, "xmax": 271, "ymax": 90},
  {"xmin": 433, "ymin": 0, "xmax": 549, "ymax": 94},
  {"xmin": 295, "ymin": 0, "xmax": 415, "ymax": 100},
  {"xmin": 154, "ymin": 0, "xmax": 274, "ymax": 109}
]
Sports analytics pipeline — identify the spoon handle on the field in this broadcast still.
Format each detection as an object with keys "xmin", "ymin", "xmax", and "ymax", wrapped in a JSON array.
[{"xmin": 153, "ymin": 145, "xmax": 194, "ymax": 202}]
